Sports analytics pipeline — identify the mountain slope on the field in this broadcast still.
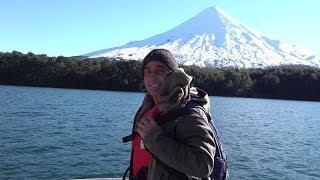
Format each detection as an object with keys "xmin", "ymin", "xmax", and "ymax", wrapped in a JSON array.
[{"xmin": 83, "ymin": 6, "xmax": 320, "ymax": 68}]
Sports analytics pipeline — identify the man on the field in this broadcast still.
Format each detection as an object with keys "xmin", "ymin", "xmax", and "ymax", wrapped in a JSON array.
[{"xmin": 125, "ymin": 49, "xmax": 220, "ymax": 180}]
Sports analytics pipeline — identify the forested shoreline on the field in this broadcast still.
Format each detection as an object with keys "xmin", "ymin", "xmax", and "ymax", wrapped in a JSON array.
[{"xmin": 1, "ymin": 51, "xmax": 319, "ymax": 101}]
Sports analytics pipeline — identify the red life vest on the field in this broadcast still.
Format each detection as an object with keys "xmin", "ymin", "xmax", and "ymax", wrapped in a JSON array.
[{"xmin": 131, "ymin": 106, "xmax": 161, "ymax": 178}]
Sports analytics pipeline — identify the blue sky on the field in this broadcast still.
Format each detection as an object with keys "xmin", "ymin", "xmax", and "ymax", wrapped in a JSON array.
[{"xmin": 1, "ymin": 0, "xmax": 319, "ymax": 56}]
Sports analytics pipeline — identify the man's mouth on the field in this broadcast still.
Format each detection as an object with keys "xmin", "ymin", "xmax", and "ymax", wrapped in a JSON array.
[{"xmin": 149, "ymin": 84, "xmax": 161, "ymax": 89}]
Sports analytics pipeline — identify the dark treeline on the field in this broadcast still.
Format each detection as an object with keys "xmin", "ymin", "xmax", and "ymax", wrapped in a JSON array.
[{"xmin": 1, "ymin": 51, "xmax": 320, "ymax": 101}]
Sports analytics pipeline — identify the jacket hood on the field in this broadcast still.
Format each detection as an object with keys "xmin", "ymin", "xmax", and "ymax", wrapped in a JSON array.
[{"xmin": 189, "ymin": 87, "xmax": 211, "ymax": 116}]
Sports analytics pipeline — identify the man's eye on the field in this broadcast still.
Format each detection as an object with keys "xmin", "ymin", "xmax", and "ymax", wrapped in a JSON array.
[
  {"xmin": 144, "ymin": 70, "xmax": 150, "ymax": 74},
  {"xmin": 156, "ymin": 69, "xmax": 167, "ymax": 75},
  {"xmin": 144, "ymin": 68, "xmax": 169, "ymax": 77},
  {"xmin": 159, "ymin": 69, "xmax": 168, "ymax": 75}
]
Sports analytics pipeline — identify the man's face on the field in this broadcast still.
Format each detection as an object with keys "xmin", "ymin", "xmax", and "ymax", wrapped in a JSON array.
[{"xmin": 143, "ymin": 61, "xmax": 170, "ymax": 97}]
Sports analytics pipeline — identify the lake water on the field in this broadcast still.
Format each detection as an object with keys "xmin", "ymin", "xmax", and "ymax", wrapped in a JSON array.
[{"xmin": 0, "ymin": 85, "xmax": 319, "ymax": 179}]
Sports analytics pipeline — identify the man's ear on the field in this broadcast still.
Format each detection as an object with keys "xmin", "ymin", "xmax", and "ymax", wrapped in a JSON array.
[{"xmin": 140, "ymin": 81, "xmax": 147, "ymax": 93}]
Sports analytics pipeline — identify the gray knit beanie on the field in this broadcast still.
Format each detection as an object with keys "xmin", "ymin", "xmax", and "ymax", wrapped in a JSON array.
[{"xmin": 142, "ymin": 49, "xmax": 178, "ymax": 74}]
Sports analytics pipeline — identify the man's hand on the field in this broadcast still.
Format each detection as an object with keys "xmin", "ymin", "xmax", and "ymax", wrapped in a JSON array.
[{"xmin": 137, "ymin": 116, "xmax": 158, "ymax": 139}]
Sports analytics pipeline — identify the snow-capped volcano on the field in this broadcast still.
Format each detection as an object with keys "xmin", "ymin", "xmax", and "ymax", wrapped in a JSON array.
[{"xmin": 83, "ymin": 6, "xmax": 320, "ymax": 68}]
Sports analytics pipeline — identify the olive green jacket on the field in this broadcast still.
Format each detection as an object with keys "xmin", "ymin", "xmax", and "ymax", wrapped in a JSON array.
[{"xmin": 133, "ymin": 87, "xmax": 215, "ymax": 180}]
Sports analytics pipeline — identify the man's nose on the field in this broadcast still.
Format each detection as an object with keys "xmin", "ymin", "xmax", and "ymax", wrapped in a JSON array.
[
  {"xmin": 150, "ymin": 73, "xmax": 158, "ymax": 79},
  {"xmin": 147, "ymin": 74, "xmax": 160, "ymax": 82}
]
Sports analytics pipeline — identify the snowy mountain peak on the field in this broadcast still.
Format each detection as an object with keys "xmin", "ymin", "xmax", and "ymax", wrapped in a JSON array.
[
  {"xmin": 200, "ymin": 6, "xmax": 241, "ymax": 25},
  {"xmin": 83, "ymin": 6, "xmax": 320, "ymax": 68},
  {"xmin": 145, "ymin": 6, "xmax": 241, "ymax": 39}
]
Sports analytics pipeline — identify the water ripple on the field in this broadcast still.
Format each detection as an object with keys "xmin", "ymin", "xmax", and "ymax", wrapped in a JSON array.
[{"xmin": 1, "ymin": 85, "xmax": 320, "ymax": 179}]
